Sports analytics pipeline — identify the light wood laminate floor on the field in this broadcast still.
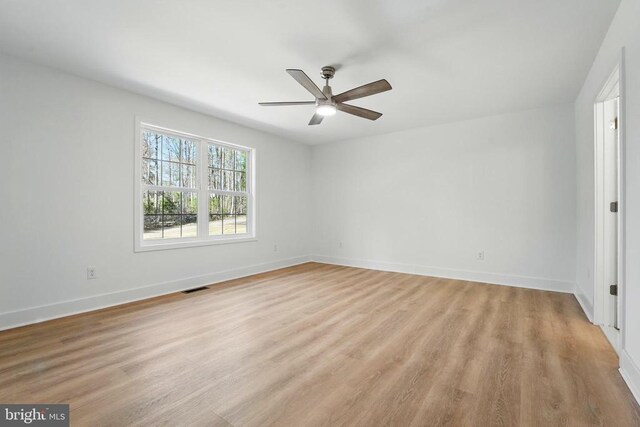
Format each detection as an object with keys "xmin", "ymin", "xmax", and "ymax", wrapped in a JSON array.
[{"xmin": 1, "ymin": 263, "xmax": 639, "ymax": 426}]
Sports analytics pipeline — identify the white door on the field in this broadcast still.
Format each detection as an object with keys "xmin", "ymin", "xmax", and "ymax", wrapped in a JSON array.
[{"xmin": 603, "ymin": 97, "xmax": 619, "ymax": 330}]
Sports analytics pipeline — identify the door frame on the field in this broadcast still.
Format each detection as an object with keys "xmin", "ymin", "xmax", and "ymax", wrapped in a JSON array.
[{"xmin": 593, "ymin": 49, "xmax": 626, "ymax": 353}]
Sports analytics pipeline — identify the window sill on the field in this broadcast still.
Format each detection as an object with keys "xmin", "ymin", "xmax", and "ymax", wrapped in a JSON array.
[{"xmin": 135, "ymin": 235, "xmax": 257, "ymax": 252}]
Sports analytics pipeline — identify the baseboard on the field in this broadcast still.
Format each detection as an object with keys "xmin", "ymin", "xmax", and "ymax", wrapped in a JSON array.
[
  {"xmin": 0, "ymin": 255, "xmax": 311, "ymax": 331},
  {"xmin": 573, "ymin": 287, "xmax": 594, "ymax": 322},
  {"xmin": 311, "ymin": 255, "xmax": 574, "ymax": 293},
  {"xmin": 620, "ymin": 350, "xmax": 640, "ymax": 406},
  {"xmin": 0, "ymin": 254, "xmax": 577, "ymax": 331}
]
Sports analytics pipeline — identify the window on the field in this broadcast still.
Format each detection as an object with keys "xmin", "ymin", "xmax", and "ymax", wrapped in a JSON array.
[{"xmin": 135, "ymin": 123, "xmax": 254, "ymax": 251}]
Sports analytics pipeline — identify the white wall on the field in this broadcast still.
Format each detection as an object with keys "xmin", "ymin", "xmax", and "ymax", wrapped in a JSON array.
[
  {"xmin": 574, "ymin": 0, "xmax": 640, "ymax": 401},
  {"xmin": 0, "ymin": 54, "xmax": 312, "ymax": 329},
  {"xmin": 312, "ymin": 104, "xmax": 576, "ymax": 292}
]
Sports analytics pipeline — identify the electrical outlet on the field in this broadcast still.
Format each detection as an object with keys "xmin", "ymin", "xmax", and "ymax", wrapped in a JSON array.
[
  {"xmin": 477, "ymin": 252, "xmax": 485, "ymax": 261},
  {"xmin": 273, "ymin": 244, "xmax": 278, "ymax": 252},
  {"xmin": 339, "ymin": 241, "xmax": 343, "ymax": 248},
  {"xmin": 87, "ymin": 267, "xmax": 97, "ymax": 280}
]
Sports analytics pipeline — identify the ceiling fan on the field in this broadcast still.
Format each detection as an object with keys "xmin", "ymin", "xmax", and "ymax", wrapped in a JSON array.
[{"xmin": 259, "ymin": 66, "xmax": 392, "ymax": 125}]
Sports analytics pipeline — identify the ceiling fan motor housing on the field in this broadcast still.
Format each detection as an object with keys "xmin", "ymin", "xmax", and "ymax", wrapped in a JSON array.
[
  {"xmin": 317, "ymin": 82, "xmax": 336, "ymax": 116},
  {"xmin": 320, "ymin": 84, "xmax": 333, "ymax": 99}
]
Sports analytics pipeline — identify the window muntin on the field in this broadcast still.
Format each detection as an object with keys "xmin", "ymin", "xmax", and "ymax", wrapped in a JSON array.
[
  {"xmin": 141, "ymin": 130, "xmax": 199, "ymax": 241},
  {"xmin": 143, "ymin": 191, "xmax": 198, "ymax": 240},
  {"xmin": 207, "ymin": 144, "xmax": 248, "ymax": 236},
  {"xmin": 137, "ymin": 124, "xmax": 254, "ymax": 250},
  {"xmin": 142, "ymin": 131, "xmax": 198, "ymax": 188},
  {"xmin": 208, "ymin": 194, "xmax": 248, "ymax": 236}
]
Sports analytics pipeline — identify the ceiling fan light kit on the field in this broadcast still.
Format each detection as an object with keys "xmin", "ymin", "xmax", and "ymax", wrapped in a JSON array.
[
  {"xmin": 316, "ymin": 103, "xmax": 336, "ymax": 116},
  {"xmin": 259, "ymin": 66, "xmax": 392, "ymax": 125}
]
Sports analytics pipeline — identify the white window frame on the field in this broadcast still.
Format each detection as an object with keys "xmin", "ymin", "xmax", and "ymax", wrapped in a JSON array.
[{"xmin": 134, "ymin": 121, "xmax": 256, "ymax": 252}]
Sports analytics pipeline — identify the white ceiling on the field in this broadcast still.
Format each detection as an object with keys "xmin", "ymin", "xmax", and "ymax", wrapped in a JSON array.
[{"xmin": 0, "ymin": 0, "xmax": 620, "ymax": 144}]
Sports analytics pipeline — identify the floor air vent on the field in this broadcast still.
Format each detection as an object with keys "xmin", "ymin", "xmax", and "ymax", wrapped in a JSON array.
[{"xmin": 182, "ymin": 286, "xmax": 209, "ymax": 294}]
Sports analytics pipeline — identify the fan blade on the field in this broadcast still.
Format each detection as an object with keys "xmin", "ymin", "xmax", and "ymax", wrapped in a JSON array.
[
  {"xmin": 336, "ymin": 103, "xmax": 383, "ymax": 120},
  {"xmin": 286, "ymin": 69, "xmax": 327, "ymax": 100},
  {"xmin": 333, "ymin": 79, "xmax": 392, "ymax": 103},
  {"xmin": 308, "ymin": 113, "xmax": 324, "ymax": 125},
  {"xmin": 259, "ymin": 101, "xmax": 316, "ymax": 106}
]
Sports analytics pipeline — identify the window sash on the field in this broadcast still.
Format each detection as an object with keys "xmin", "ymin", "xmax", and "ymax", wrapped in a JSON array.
[{"xmin": 136, "ymin": 123, "xmax": 254, "ymax": 250}]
